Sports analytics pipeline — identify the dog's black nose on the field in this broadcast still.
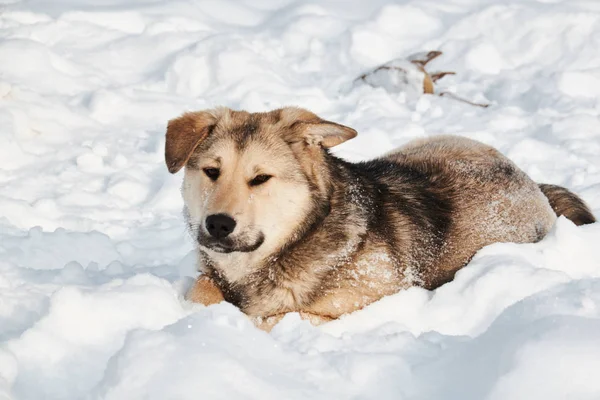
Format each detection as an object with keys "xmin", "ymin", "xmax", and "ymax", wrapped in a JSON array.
[{"xmin": 205, "ymin": 214, "xmax": 236, "ymax": 239}]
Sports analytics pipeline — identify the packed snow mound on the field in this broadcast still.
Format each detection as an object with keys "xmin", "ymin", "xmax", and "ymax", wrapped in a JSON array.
[{"xmin": 1, "ymin": 0, "xmax": 600, "ymax": 399}]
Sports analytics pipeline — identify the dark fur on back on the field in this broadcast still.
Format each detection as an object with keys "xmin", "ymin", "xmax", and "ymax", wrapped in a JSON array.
[
  {"xmin": 342, "ymin": 158, "xmax": 455, "ymax": 287},
  {"xmin": 344, "ymin": 158, "xmax": 454, "ymax": 242},
  {"xmin": 539, "ymin": 184, "xmax": 596, "ymax": 226}
]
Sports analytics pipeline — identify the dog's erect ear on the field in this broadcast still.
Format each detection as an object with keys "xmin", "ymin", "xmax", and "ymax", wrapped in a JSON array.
[
  {"xmin": 278, "ymin": 107, "xmax": 357, "ymax": 148},
  {"xmin": 298, "ymin": 120, "xmax": 358, "ymax": 148},
  {"xmin": 165, "ymin": 111, "xmax": 218, "ymax": 173}
]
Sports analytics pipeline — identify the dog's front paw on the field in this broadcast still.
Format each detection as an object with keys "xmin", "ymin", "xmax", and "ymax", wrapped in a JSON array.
[{"xmin": 186, "ymin": 275, "xmax": 225, "ymax": 306}]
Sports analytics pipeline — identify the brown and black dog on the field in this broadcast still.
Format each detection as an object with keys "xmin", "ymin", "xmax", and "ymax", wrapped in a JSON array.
[{"xmin": 165, "ymin": 107, "xmax": 595, "ymax": 330}]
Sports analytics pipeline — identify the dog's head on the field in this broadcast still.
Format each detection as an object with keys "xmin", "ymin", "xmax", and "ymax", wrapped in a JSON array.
[{"xmin": 165, "ymin": 107, "xmax": 357, "ymax": 259}]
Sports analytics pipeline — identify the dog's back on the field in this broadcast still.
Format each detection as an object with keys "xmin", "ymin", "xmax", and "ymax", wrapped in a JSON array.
[{"xmin": 383, "ymin": 135, "xmax": 593, "ymax": 288}]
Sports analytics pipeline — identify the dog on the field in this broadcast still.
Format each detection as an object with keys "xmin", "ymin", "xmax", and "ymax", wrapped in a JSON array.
[{"xmin": 165, "ymin": 107, "xmax": 596, "ymax": 330}]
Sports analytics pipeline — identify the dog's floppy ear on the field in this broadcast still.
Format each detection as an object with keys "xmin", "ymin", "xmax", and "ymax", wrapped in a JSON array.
[
  {"xmin": 165, "ymin": 111, "xmax": 218, "ymax": 173},
  {"xmin": 279, "ymin": 107, "xmax": 357, "ymax": 148}
]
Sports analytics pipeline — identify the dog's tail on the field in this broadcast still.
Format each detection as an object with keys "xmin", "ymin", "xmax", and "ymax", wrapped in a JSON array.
[{"xmin": 539, "ymin": 184, "xmax": 596, "ymax": 226}]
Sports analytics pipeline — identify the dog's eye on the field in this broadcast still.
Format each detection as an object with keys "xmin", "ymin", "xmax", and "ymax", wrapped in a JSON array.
[
  {"xmin": 203, "ymin": 168, "xmax": 220, "ymax": 181},
  {"xmin": 249, "ymin": 174, "xmax": 272, "ymax": 186}
]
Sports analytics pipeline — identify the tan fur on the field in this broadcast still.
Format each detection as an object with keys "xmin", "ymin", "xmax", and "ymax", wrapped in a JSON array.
[
  {"xmin": 186, "ymin": 275, "xmax": 224, "ymax": 305},
  {"xmin": 166, "ymin": 107, "xmax": 593, "ymax": 331}
]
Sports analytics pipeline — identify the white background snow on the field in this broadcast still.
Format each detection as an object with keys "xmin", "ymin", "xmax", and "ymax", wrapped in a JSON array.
[{"xmin": 1, "ymin": 0, "xmax": 600, "ymax": 399}]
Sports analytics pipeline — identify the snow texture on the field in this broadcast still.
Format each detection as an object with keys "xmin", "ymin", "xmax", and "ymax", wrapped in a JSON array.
[{"xmin": 1, "ymin": 0, "xmax": 600, "ymax": 399}]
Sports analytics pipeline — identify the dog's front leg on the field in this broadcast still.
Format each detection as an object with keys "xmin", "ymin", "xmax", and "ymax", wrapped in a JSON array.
[{"xmin": 186, "ymin": 275, "xmax": 225, "ymax": 306}]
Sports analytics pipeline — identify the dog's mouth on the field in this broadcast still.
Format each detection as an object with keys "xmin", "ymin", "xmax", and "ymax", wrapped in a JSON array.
[{"xmin": 198, "ymin": 233, "xmax": 265, "ymax": 254}]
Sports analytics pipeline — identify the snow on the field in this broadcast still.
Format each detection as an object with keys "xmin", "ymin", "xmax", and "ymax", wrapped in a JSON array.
[{"xmin": 1, "ymin": 0, "xmax": 600, "ymax": 399}]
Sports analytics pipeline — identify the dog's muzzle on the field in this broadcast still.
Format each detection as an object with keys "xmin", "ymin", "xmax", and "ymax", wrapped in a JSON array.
[{"xmin": 197, "ymin": 224, "xmax": 265, "ymax": 254}]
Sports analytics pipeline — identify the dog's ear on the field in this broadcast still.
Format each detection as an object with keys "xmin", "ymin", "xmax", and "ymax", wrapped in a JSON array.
[
  {"xmin": 300, "ymin": 120, "xmax": 358, "ymax": 148},
  {"xmin": 165, "ymin": 111, "xmax": 218, "ymax": 173},
  {"xmin": 279, "ymin": 107, "xmax": 357, "ymax": 148}
]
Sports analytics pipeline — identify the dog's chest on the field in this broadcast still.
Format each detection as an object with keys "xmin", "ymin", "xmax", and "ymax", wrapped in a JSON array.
[
  {"xmin": 241, "ymin": 243, "xmax": 408, "ymax": 318},
  {"xmin": 304, "ymin": 247, "xmax": 411, "ymax": 317}
]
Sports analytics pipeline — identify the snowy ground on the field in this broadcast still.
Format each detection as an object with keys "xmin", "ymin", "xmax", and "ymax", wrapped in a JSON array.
[{"xmin": 1, "ymin": 0, "xmax": 600, "ymax": 398}]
